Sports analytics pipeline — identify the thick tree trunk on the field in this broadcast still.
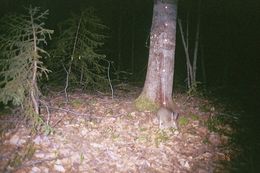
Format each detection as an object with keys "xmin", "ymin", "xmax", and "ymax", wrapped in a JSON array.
[{"xmin": 139, "ymin": 0, "xmax": 178, "ymax": 108}]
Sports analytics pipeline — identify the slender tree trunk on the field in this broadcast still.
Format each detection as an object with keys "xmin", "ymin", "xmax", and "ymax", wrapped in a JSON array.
[
  {"xmin": 64, "ymin": 16, "xmax": 82, "ymax": 103},
  {"xmin": 186, "ymin": 12, "xmax": 191, "ymax": 88},
  {"xmin": 178, "ymin": 0, "xmax": 201, "ymax": 91},
  {"xmin": 117, "ymin": 3, "xmax": 122, "ymax": 79},
  {"xmin": 31, "ymin": 12, "xmax": 39, "ymax": 114},
  {"xmin": 192, "ymin": 0, "xmax": 201, "ymax": 84},
  {"xmin": 178, "ymin": 19, "xmax": 193, "ymax": 88},
  {"xmin": 80, "ymin": 64, "xmax": 84, "ymax": 84},
  {"xmin": 131, "ymin": 2, "xmax": 136, "ymax": 75},
  {"xmin": 222, "ymin": 4, "xmax": 229, "ymax": 87},
  {"xmin": 200, "ymin": 44, "xmax": 207, "ymax": 84},
  {"xmin": 138, "ymin": 0, "xmax": 178, "ymax": 108}
]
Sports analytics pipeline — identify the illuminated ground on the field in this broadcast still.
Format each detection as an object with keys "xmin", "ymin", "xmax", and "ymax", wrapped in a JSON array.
[{"xmin": 0, "ymin": 87, "xmax": 232, "ymax": 172}]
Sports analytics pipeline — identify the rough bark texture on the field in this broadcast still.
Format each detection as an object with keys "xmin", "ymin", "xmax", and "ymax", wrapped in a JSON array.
[{"xmin": 140, "ymin": 0, "xmax": 178, "ymax": 108}]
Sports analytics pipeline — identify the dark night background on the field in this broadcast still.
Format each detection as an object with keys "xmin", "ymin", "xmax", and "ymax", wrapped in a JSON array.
[
  {"xmin": 0, "ymin": 0, "xmax": 260, "ymax": 171},
  {"xmin": 0, "ymin": 0, "xmax": 259, "ymax": 90}
]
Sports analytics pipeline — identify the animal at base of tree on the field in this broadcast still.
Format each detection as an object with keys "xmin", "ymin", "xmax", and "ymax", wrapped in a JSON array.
[{"xmin": 157, "ymin": 107, "xmax": 179, "ymax": 129}]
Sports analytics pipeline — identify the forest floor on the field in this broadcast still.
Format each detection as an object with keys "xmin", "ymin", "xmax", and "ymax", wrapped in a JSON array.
[{"xmin": 0, "ymin": 85, "xmax": 234, "ymax": 173}]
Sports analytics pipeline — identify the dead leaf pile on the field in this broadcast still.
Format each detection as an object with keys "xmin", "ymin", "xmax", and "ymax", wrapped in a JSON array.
[{"xmin": 0, "ymin": 88, "xmax": 232, "ymax": 172}]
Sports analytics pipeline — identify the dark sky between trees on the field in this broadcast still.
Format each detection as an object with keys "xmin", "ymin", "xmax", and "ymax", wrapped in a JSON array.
[{"xmin": 0, "ymin": 0, "xmax": 259, "ymax": 91}]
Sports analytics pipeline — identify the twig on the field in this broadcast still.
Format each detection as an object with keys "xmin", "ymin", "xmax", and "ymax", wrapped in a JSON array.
[
  {"xmin": 39, "ymin": 105, "xmax": 99, "ymax": 127},
  {"xmin": 46, "ymin": 106, "xmax": 89, "ymax": 116},
  {"xmin": 13, "ymin": 156, "xmax": 68, "ymax": 171},
  {"xmin": 62, "ymin": 16, "xmax": 82, "ymax": 104},
  {"xmin": 106, "ymin": 60, "xmax": 114, "ymax": 99},
  {"xmin": 39, "ymin": 99, "xmax": 50, "ymax": 126},
  {"xmin": 62, "ymin": 63, "xmax": 69, "ymax": 103},
  {"xmin": 52, "ymin": 116, "xmax": 65, "ymax": 128}
]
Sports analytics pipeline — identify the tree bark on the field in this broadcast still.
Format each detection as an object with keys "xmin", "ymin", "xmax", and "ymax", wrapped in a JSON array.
[{"xmin": 139, "ymin": 0, "xmax": 178, "ymax": 108}]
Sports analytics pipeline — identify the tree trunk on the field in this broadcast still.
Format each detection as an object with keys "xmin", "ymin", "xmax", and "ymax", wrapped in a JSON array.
[
  {"xmin": 117, "ymin": 2, "xmax": 122, "ymax": 80},
  {"xmin": 186, "ymin": 12, "xmax": 191, "ymax": 89},
  {"xmin": 131, "ymin": 1, "xmax": 136, "ymax": 75},
  {"xmin": 178, "ymin": 0, "xmax": 201, "ymax": 91},
  {"xmin": 200, "ymin": 44, "xmax": 207, "ymax": 84},
  {"xmin": 138, "ymin": 0, "xmax": 178, "ymax": 108},
  {"xmin": 192, "ymin": 0, "xmax": 201, "ymax": 85},
  {"xmin": 178, "ymin": 18, "xmax": 193, "ymax": 89},
  {"xmin": 31, "ymin": 13, "xmax": 39, "ymax": 115}
]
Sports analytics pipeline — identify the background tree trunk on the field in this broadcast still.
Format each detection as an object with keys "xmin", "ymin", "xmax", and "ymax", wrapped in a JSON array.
[
  {"xmin": 178, "ymin": 0, "xmax": 201, "ymax": 92},
  {"xmin": 131, "ymin": 1, "xmax": 136, "ymax": 75},
  {"xmin": 200, "ymin": 44, "xmax": 207, "ymax": 84},
  {"xmin": 117, "ymin": 2, "xmax": 122, "ymax": 80},
  {"xmin": 138, "ymin": 0, "xmax": 178, "ymax": 108},
  {"xmin": 192, "ymin": 0, "xmax": 201, "ymax": 85}
]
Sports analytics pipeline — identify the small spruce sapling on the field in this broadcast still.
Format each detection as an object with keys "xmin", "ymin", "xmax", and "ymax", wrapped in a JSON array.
[
  {"xmin": 50, "ymin": 8, "xmax": 108, "ymax": 102},
  {"xmin": 0, "ymin": 6, "xmax": 53, "ymax": 128}
]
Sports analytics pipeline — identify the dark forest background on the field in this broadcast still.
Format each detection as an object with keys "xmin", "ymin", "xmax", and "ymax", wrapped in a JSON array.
[
  {"xmin": 0, "ymin": 0, "xmax": 259, "ymax": 89},
  {"xmin": 0, "ymin": 0, "xmax": 259, "ymax": 122},
  {"xmin": 0, "ymin": 0, "xmax": 259, "ymax": 112}
]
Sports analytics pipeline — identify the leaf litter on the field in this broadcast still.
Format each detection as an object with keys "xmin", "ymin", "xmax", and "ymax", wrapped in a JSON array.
[{"xmin": 0, "ymin": 87, "xmax": 232, "ymax": 173}]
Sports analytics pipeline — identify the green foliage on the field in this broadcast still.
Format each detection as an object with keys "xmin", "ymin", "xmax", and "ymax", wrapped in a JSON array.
[
  {"xmin": 70, "ymin": 98, "xmax": 84, "ymax": 108},
  {"xmin": 80, "ymin": 152, "xmax": 85, "ymax": 164},
  {"xmin": 114, "ymin": 70, "xmax": 133, "ymax": 83},
  {"xmin": 43, "ymin": 124, "xmax": 54, "ymax": 135},
  {"xmin": 199, "ymin": 103, "xmax": 213, "ymax": 112},
  {"xmin": 155, "ymin": 130, "xmax": 170, "ymax": 147},
  {"xmin": 50, "ymin": 8, "xmax": 108, "ymax": 90},
  {"xmin": 206, "ymin": 114, "xmax": 227, "ymax": 133},
  {"xmin": 206, "ymin": 113, "xmax": 238, "ymax": 134},
  {"xmin": 0, "ymin": 6, "xmax": 53, "ymax": 128},
  {"xmin": 8, "ymin": 142, "xmax": 36, "ymax": 169},
  {"xmin": 190, "ymin": 114, "xmax": 199, "ymax": 120},
  {"xmin": 134, "ymin": 95, "xmax": 159, "ymax": 111},
  {"xmin": 187, "ymin": 81, "xmax": 202, "ymax": 96},
  {"xmin": 178, "ymin": 116, "xmax": 189, "ymax": 126}
]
